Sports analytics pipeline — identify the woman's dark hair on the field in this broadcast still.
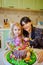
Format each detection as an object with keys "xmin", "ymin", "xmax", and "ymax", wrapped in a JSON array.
[
  {"xmin": 23, "ymin": 29, "xmax": 29, "ymax": 37},
  {"xmin": 20, "ymin": 17, "xmax": 34, "ymax": 37},
  {"xmin": 20, "ymin": 17, "xmax": 31, "ymax": 26}
]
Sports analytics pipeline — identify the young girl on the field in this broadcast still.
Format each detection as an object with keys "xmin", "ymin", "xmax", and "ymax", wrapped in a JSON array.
[
  {"xmin": 6, "ymin": 22, "xmax": 30, "ymax": 60},
  {"xmin": 6, "ymin": 22, "xmax": 30, "ymax": 50},
  {"xmin": 6, "ymin": 22, "xmax": 23, "ymax": 49}
]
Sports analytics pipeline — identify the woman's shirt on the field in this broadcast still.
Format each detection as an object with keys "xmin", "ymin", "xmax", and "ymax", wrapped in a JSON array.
[{"xmin": 23, "ymin": 27, "xmax": 43, "ymax": 48}]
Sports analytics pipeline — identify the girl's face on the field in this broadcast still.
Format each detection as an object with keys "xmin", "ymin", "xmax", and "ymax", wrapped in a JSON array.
[
  {"xmin": 22, "ymin": 22, "xmax": 32, "ymax": 32},
  {"xmin": 13, "ymin": 26, "xmax": 21, "ymax": 37}
]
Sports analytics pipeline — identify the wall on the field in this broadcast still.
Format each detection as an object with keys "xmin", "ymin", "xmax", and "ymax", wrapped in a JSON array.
[
  {"xmin": 0, "ymin": 10, "xmax": 43, "ymax": 28},
  {"xmin": 0, "ymin": 9, "xmax": 43, "ymax": 49}
]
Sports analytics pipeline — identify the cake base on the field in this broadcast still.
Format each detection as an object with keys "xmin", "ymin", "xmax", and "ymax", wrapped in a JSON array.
[{"xmin": 4, "ymin": 50, "xmax": 36, "ymax": 65}]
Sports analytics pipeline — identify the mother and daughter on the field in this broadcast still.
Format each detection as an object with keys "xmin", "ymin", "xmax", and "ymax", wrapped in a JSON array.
[{"xmin": 7, "ymin": 16, "xmax": 43, "ymax": 49}]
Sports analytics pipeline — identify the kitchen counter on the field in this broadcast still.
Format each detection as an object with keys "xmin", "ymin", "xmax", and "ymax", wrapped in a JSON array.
[{"xmin": 0, "ymin": 49, "xmax": 43, "ymax": 65}]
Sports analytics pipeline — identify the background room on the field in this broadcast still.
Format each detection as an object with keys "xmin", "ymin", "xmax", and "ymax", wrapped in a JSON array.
[{"xmin": 0, "ymin": 0, "xmax": 43, "ymax": 51}]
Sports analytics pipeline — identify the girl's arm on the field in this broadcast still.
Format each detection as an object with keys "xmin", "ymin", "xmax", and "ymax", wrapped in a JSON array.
[{"xmin": 6, "ymin": 42, "xmax": 11, "ymax": 50}]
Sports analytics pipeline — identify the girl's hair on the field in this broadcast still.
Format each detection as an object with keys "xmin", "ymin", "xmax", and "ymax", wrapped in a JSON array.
[
  {"xmin": 20, "ymin": 17, "xmax": 31, "ymax": 26},
  {"xmin": 10, "ymin": 22, "xmax": 22, "ymax": 39}
]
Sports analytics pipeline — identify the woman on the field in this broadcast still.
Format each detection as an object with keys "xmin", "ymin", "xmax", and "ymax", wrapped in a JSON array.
[{"xmin": 20, "ymin": 16, "xmax": 43, "ymax": 48}]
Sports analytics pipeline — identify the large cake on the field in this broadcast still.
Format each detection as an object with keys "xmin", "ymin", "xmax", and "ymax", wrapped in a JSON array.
[{"xmin": 5, "ymin": 46, "xmax": 37, "ymax": 65}]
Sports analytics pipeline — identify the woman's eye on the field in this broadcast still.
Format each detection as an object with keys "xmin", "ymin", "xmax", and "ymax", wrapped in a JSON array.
[
  {"xmin": 22, "ymin": 24, "xmax": 24, "ymax": 26},
  {"xmin": 18, "ymin": 29, "xmax": 21, "ymax": 31}
]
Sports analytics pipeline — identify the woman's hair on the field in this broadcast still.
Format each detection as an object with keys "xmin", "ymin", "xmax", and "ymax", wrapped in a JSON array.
[
  {"xmin": 10, "ymin": 22, "xmax": 22, "ymax": 39},
  {"xmin": 20, "ymin": 17, "xmax": 31, "ymax": 26},
  {"xmin": 20, "ymin": 17, "xmax": 33, "ymax": 37}
]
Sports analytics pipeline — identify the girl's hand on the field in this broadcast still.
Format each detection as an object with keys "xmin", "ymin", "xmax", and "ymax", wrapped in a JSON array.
[{"xmin": 6, "ymin": 42, "xmax": 10, "ymax": 50}]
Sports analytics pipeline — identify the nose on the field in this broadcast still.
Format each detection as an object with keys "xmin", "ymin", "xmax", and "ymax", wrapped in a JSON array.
[{"xmin": 16, "ymin": 30, "xmax": 18, "ymax": 33}]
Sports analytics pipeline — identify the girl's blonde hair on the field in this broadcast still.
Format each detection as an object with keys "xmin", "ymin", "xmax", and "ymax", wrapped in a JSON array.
[{"xmin": 10, "ymin": 22, "xmax": 22, "ymax": 39}]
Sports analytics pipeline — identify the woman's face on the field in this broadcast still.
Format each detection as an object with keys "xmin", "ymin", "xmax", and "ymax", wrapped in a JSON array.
[
  {"xmin": 13, "ymin": 26, "xmax": 21, "ymax": 37},
  {"xmin": 22, "ymin": 22, "xmax": 32, "ymax": 32}
]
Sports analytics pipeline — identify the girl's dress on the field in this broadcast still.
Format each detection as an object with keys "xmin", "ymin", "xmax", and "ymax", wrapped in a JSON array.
[
  {"xmin": 7, "ymin": 36, "xmax": 22, "ymax": 46},
  {"xmin": 13, "ymin": 36, "xmax": 22, "ymax": 46}
]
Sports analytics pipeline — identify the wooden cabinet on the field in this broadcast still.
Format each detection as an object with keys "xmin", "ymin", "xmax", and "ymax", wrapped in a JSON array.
[
  {"xmin": 2, "ymin": 0, "xmax": 18, "ymax": 8},
  {"xmin": 0, "ymin": 0, "xmax": 2, "ymax": 7},
  {"xmin": 34, "ymin": 0, "xmax": 40, "ymax": 10},
  {"xmin": 23, "ymin": 0, "xmax": 43, "ymax": 10},
  {"xmin": 34, "ymin": 0, "xmax": 43, "ymax": 10},
  {"xmin": 23, "ymin": 0, "xmax": 30, "ymax": 9},
  {"xmin": 1, "ymin": 0, "xmax": 43, "ymax": 10},
  {"xmin": 39, "ymin": 0, "xmax": 43, "ymax": 10},
  {"xmin": 2, "ymin": 0, "xmax": 23, "ymax": 9},
  {"xmin": 18, "ymin": 0, "xmax": 23, "ymax": 9},
  {"xmin": 23, "ymin": 0, "xmax": 35, "ymax": 10}
]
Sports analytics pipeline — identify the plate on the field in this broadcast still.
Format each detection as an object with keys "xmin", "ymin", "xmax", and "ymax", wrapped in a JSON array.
[{"xmin": 5, "ymin": 51, "xmax": 37, "ymax": 65}]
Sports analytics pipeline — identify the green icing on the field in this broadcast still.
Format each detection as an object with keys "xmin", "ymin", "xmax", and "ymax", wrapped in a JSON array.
[{"xmin": 6, "ymin": 51, "xmax": 36, "ymax": 65}]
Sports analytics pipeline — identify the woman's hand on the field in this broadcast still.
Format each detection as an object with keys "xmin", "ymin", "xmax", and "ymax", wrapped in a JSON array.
[{"xmin": 23, "ymin": 37, "xmax": 30, "ymax": 42}]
